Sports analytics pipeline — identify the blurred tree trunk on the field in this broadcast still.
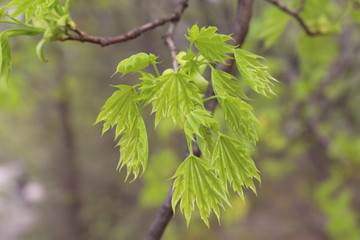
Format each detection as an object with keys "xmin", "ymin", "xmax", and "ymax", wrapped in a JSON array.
[{"xmin": 47, "ymin": 47, "xmax": 85, "ymax": 240}]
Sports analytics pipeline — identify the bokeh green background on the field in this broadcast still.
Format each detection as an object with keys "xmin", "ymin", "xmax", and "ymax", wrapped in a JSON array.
[{"xmin": 1, "ymin": 0, "xmax": 360, "ymax": 239}]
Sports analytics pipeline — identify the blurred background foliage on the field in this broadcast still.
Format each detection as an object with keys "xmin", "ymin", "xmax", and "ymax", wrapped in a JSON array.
[{"xmin": 0, "ymin": 0, "xmax": 360, "ymax": 239}]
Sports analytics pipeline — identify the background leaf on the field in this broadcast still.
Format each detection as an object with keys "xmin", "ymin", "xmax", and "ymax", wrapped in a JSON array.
[{"xmin": 0, "ymin": 33, "xmax": 11, "ymax": 83}]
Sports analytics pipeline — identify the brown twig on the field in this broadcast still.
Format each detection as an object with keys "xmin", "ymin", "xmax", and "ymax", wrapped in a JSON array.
[
  {"xmin": 294, "ymin": 0, "xmax": 305, "ymax": 14},
  {"xmin": 265, "ymin": 0, "xmax": 321, "ymax": 36},
  {"xmin": 144, "ymin": 1, "xmax": 254, "ymax": 240},
  {"xmin": 64, "ymin": 0, "xmax": 189, "ymax": 47},
  {"xmin": 163, "ymin": 21, "xmax": 180, "ymax": 70}
]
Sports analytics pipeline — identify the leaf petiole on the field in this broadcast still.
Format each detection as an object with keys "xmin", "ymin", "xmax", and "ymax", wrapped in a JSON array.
[
  {"xmin": 152, "ymin": 63, "xmax": 160, "ymax": 77},
  {"xmin": 203, "ymin": 96, "xmax": 218, "ymax": 102}
]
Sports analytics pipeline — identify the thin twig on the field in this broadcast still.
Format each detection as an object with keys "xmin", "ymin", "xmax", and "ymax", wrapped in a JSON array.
[
  {"xmin": 294, "ymin": 0, "xmax": 305, "ymax": 14},
  {"xmin": 163, "ymin": 21, "xmax": 180, "ymax": 70},
  {"xmin": 64, "ymin": 0, "xmax": 189, "ymax": 47},
  {"xmin": 144, "ymin": 1, "xmax": 254, "ymax": 240},
  {"xmin": 265, "ymin": 0, "xmax": 321, "ymax": 36}
]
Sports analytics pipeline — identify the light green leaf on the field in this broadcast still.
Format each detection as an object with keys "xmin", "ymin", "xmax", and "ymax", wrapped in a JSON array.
[
  {"xmin": 114, "ymin": 52, "xmax": 158, "ymax": 76},
  {"xmin": 4, "ymin": 0, "xmax": 58, "ymax": 22},
  {"xmin": 300, "ymin": 0, "xmax": 341, "ymax": 34},
  {"xmin": 0, "ymin": 33, "xmax": 11, "ymax": 83},
  {"xmin": 138, "ymin": 72, "xmax": 158, "ymax": 104},
  {"xmin": 95, "ymin": 85, "xmax": 148, "ymax": 180},
  {"xmin": 0, "ymin": 8, "xmax": 6, "ymax": 18},
  {"xmin": 211, "ymin": 68, "xmax": 249, "ymax": 100},
  {"xmin": 95, "ymin": 85, "xmax": 138, "ymax": 135},
  {"xmin": 176, "ymin": 50, "xmax": 207, "ymax": 75},
  {"xmin": 186, "ymin": 25, "xmax": 235, "ymax": 64},
  {"xmin": 176, "ymin": 50, "xmax": 209, "ymax": 93},
  {"xmin": 150, "ymin": 72, "xmax": 203, "ymax": 127},
  {"xmin": 234, "ymin": 48, "xmax": 277, "ymax": 96},
  {"xmin": 218, "ymin": 96, "xmax": 259, "ymax": 146},
  {"xmin": 258, "ymin": 7, "xmax": 289, "ymax": 49},
  {"xmin": 116, "ymin": 114, "xmax": 148, "ymax": 181},
  {"xmin": 36, "ymin": 39, "xmax": 48, "ymax": 62},
  {"xmin": 172, "ymin": 155, "xmax": 230, "ymax": 226},
  {"xmin": 184, "ymin": 110, "xmax": 218, "ymax": 158},
  {"xmin": 212, "ymin": 134, "xmax": 260, "ymax": 199}
]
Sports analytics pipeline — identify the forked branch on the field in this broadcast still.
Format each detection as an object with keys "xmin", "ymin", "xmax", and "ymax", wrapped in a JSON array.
[{"xmin": 265, "ymin": 0, "xmax": 321, "ymax": 36}]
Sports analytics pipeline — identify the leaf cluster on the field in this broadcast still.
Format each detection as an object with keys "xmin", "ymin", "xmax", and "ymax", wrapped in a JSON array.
[
  {"xmin": 0, "ymin": 0, "xmax": 76, "ymax": 82},
  {"xmin": 96, "ymin": 25, "xmax": 277, "ymax": 226}
]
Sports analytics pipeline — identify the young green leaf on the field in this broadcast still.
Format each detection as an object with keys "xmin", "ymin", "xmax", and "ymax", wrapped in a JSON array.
[
  {"xmin": 234, "ymin": 48, "xmax": 277, "ymax": 96},
  {"xmin": 36, "ymin": 39, "xmax": 48, "ymax": 62},
  {"xmin": 0, "ymin": 33, "xmax": 11, "ymax": 83},
  {"xmin": 95, "ymin": 85, "xmax": 139, "ymax": 135},
  {"xmin": 211, "ymin": 68, "xmax": 249, "ymax": 100},
  {"xmin": 212, "ymin": 134, "xmax": 260, "ymax": 199},
  {"xmin": 176, "ymin": 51, "xmax": 209, "ymax": 93},
  {"xmin": 138, "ymin": 72, "xmax": 158, "ymax": 105},
  {"xmin": 116, "ymin": 115, "xmax": 148, "ymax": 181},
  {"xmin": 186, "ymin": 25, "xmax": 235, "ymax": 64},
  {"xmin": 114, "ymin": 52, "xmax": 158, "ymax": 76},
  {"xmin": 150, "ymin": 72, "xmax": 203, "ymax": 127},
  {"xmin": 95, "ymin": 85, "xmax": 148, "ymax": 180},
  {"xmin": 172, "ymin": 155, "xmax": 230, "ymax": 226},
  {"xmin": 184, "ymin": 110, "xmax": 218, "ymax": 158},
  {"xmin": 0, "ymin": 8, "xmax": 6, "ymax": 18},
  {"xmin": 258, "ymin": 7, "xmax": 289, "ymax": 49},
  {"xmin": 176, "ymin": 50, "xmax": 207, "ymax": 75},
  {"xmin": 3, "ymin": 0, "xmax": 58, "ymax": 22},
  {"xmin": 218, "ymin": 96, "xmax": 259, "ymax": 146}
]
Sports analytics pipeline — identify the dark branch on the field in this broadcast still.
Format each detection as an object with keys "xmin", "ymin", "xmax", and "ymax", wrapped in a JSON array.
[
  {"xmin": 144, "ymin": 188, "xmax": 174, "ymax": 240},
  {"xmin": 265, "ymin": 0, "xmax": 321, "ymax": 36},
  {"xmin": 64, "ymin": 0, "xmax": 189, "ymax": 47},
  {"xmin": 144, "ymin": 1, "xmax": 254, "ymax": 240},
  {"xmin": 205, "ymin": 0, "xmax": 254, "ymax": 111}
]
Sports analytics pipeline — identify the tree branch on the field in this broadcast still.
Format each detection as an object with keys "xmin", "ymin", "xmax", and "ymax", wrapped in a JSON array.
[
  {"xmin": 163, "ymin": 21, "xmax": 180, "ymax": 70},
  {"xmin": 264, "ymin": 0, "xmax": 321, "ymax": 36},
  {"xmin": 205, "ymin": 0, "xmax": 254, "ymax": 110},
  {"xmin": 144, "ymin": 1, "xmax": 254, "ymax": 240},
  {"xmin": 64, "ymin": 0, "xmax": 189, "ymax": 47}
]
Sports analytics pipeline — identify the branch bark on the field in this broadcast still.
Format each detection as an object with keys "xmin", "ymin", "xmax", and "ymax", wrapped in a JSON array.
[
  {"xmin": 144, "ymin": 1, "xmax": 254, "ymax": 239},
  {"xmin": 64, "ymin": 0, "xmax": 189, "ymax": 47},
  {"xmin": 264, "ymin": 0, "xmax": 321, "ymax": 36}
]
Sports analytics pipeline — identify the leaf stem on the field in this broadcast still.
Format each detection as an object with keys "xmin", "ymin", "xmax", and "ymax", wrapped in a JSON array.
[
  {"xmin": 203, "ymin": 96, "xmax": 218, "ymax": 102},
  {"xmin": 6, "ymin": 16, "xmax": 35, "ymax": 28},
  {"xmin": 152, "ymin": 63, "xmax": 161, "ymax": 77},
  {"xmin": 0, "ymin": 20, "xmax": 17, "ymax": 25}
]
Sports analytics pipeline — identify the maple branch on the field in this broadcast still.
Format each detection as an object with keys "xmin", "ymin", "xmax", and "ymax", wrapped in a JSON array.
[
  {"xmin": 264, "ymin": 0, "xmax": 321, "ymax": 36},
  {"xmin": 64, "ymin": 0, "xmax": 189, "ymax": 47},
  {"xmin": 144, "ymin": 1, "xmax": 254, "ymax": 240},
  {"xmin": 163, "ymin": 21, "xmax": 180, "ymax": 70},
  {"xmin": 205, "ymin": 0, "xmax": 254, "ymax": 111}
]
